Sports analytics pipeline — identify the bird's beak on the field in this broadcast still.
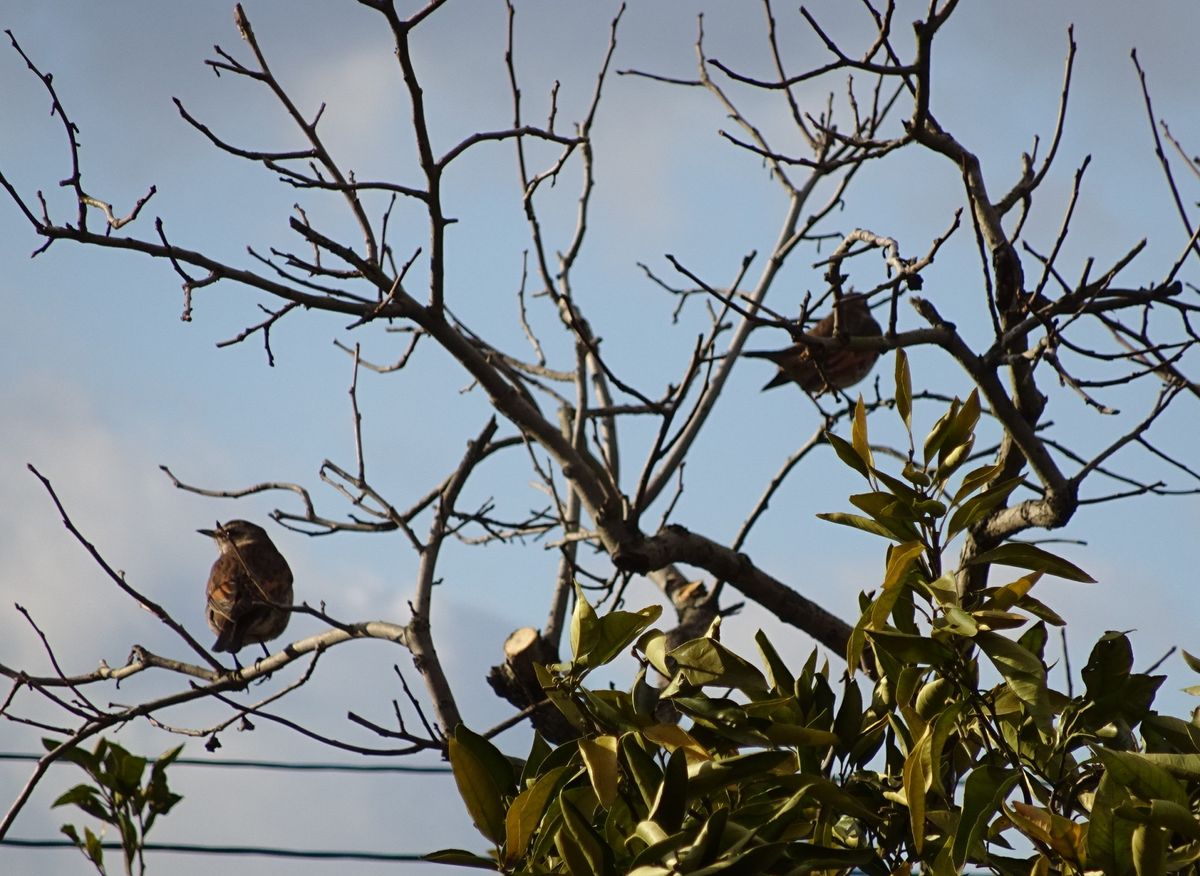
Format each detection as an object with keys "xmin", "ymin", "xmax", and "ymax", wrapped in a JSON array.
[{"xmin": 197, "ymin": 528, "xmax": 218, "ymax": 538}]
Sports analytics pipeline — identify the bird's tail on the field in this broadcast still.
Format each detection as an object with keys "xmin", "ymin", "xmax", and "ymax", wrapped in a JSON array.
[{"xmin": 743, "ymin": 349, "xmax": 791, "ymax": 391}]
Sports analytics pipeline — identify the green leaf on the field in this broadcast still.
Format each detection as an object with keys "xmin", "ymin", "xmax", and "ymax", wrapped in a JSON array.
[
  {"xmin": 688, "ymin": 750, "xmax": 794, "ymax": 796},
  {"xmin": 42, "ymin": 738, "xmax": 96, "ymax": 771},
  {"xmin": 104, "ymin": 743, "xmax": 147, "ymax": 796},
  {"xmin": 826, "ymin": 430, "xmax": 870, "ymax": 479},
  {"xmin": 946, "ymin": 477, "xmax": 1022, "ymax": 540},
  {"xmin": 760, "ymin": 723, "xmax": 840, "ymax": 748},
  {"xmin": 557, "ymin": 795, "xmax": 610, "ymax": 876},
  {"xmin": 1138, "ymin": 752, "xmax": 1200, "ymax": 779},
  {"xmin": 571, "ymin": 584, "xmax": 662, "ymax": 671},
  {"xmin": 1095, "ymin": 747, "xmax": 1190, "ymax": 806},
  {"xmin": 1131, "ymin": 824, "xmax": 1166, "ymax": 876},
  {"xmin": 865, "ymin": 628, "xmax": 954, "ymax": 666},
  {"xmin": 976, "ymin": 631, "xmax": 1049, "ymax": 716},
  {"xmin": 663, "ymin": 637, "xmax": 768, "ymax": 696},
  {"xmin": 870, "ymin": 541, "xmax": 925, "ymax": 629},
  {"xmin": 457, "ymin": 725, "xmax": 516, "ymax": 798},
  {"xmin": 1082, "ymin": 631, "xmax": 1134, "ymax": 699},
  {"xmin": 834, "ymin": 675, "xmax": 864, "ymax": 754},
  {"xmin": 884, "ymin": 541, "xmax": 925, "ymax": 589},
  {"xmin": 953, "ymin": 462, "xmax": 1006, "ymax": 503},
  {"xmin": 1015, "ymin": 592, "xmax": 1066, "ymax": 626},
  {"xmin": 923, "ymin": 399, "xmax": 959, "ymax": 466},
  {"xmin": 936, "ymin": 434, "xmax": 975, "ymax": 481},
  {"xmin": 570, "ymin": 584, "xmax": 598, "ymax": 667},
  {"xmin": 518, "ymin": 733, "xmax": 553, "ymax": 789},
  {"xmin": 1142, "ymin": 716, "xmax": 1200, "ymax": 756},
  {"xmin": 953, "ymin": 766, "xmax": 1020, "ymax": 869},
  {"xmin": 934, "ymin": 605, "xmax": 978, "ymax": 637},
  {"xmin": 895, "ymin": 349, "xmax": 912, "ymax": 431},
  {"xmin": 1086, "ymin": 770, "xmax": 1132, "ymax": 875},
  {"xmin": 1115, "ymin": 799, "xmax": 1200, "ymax": 840},
  {"xmin": 816, "ymin": 511, "xmax": 908, "ymax": 542},
  {"xmin": 579, "ymin": 736, "xmax": 619, "ymax": 810},
  {"xmin": 638, "ymin": 629, "xmax": 670, "ymax": 678},
  {"xmin": 534, "ymin": 663, "xmax": 589, "ymax": 731},
  {"xmin": 754, "ymin": 631, "xmax": 795, "ymax": 694},
  {"xmin": 674, "ymin": 808, "xmax": 728, "ymax": 872},
  {"xmin": 504, "ymin": 765, "xmax": 571, "ymax": 866},
  {"xmin": 83, "ymin": 826, "xmax": 104, "ymax": 868},
  {"xmin": 449, "ymin": 732, "xmax": 508, "ymax": 845},
  {"xmin": 902, "ymin": 461, "xmax": 932, "ymax": 486},
  {"xmin": 648, "ymin": 748, "xmax": 687, "ymax": 833},
  {"xmin": 968, "ymin": 543, "xmax": 1095, "ymax": 583},
  {"xmin": 422, "ymin": 848, "xmax": 500, "ymax": 869},
  {"xmin": 940, "ymin": 389, "xmax": 980, "ymax": 462},
  {"xmin": 903, "ymin": 730, "xmax": 932, "ymax": 852},
  {"xmin": 52, "ymin": 784, "xmax": 102, "ymax": 810},
  {"xmin": 851, "ymin": 395, "xmax": 874, "ymax": 472},
  {"xmin": 872, "ymin": 468, "xmax": 924, "ymax": 503},
  {"xmin": 620, "ymin": 735, "xmax": 663, "ymax": 814},
  {"xmin": 1183, "ymin": 650, "xmax": 1200, "ymax": 674},
  {"xmin": 988, "ymin": 571, "xmax": 1043, "ymax": 611}
]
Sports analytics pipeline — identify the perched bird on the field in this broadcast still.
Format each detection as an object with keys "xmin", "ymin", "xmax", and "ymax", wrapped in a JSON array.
[
  {"xmin": 744, "ymin": 293, "xmax": 882, "ymax": 394},
  {"xmin": 201, "ymin": 520, "xmax": 293, "ymax": 655}
]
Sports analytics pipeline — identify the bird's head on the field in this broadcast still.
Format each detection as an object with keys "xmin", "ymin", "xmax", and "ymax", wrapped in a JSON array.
[{"xmin": 197, "ymin": 519, "xmax": 270, "ymax": 550}]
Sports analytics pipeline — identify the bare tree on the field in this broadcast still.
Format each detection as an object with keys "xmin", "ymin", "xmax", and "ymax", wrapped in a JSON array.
[{"xmin": 2, "ymin": 0, "xmax": 1198, "ymax": 842}]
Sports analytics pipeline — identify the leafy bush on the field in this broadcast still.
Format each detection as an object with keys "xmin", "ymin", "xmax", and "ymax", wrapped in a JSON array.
[
  {"xmin": 49, "ymin": 737, "xmax": 183, "ymax": 876},
  {"xmin": 434, "ymin": 355, "xmax": 1200, "ymax": 874}
]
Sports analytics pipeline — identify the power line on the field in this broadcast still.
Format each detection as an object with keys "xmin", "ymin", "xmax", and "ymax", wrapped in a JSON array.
[
  {"xmin": 1, "ymin": 837, "xmax": 428, "ymax": 862},
  {"xmin": 0, "ymin": 752, "xmax": 451, "ymax": 774}
]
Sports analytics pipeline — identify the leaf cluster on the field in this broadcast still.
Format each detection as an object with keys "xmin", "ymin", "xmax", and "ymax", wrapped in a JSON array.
[
  {"xmin": 46, "ymin": 737, "xmax": 184, "ymax": 876},
  {"xmin": 433, "ymin": 355, "xmax": 1200, "ymax": 875}
]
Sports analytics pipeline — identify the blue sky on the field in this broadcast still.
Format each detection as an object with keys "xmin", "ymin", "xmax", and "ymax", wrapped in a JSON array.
[{"xmin": 2, "ymin": 2, "xmax": 1200, "ymax": 873}]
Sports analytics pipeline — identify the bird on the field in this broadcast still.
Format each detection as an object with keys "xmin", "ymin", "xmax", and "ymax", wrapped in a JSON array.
[
  {"xmin": 200, "ymin": 519, "xmax": 294, "ymax": 656},
  {"xmin": 744, "ymin": 293, "xmax": 882, "ymax": 394}
]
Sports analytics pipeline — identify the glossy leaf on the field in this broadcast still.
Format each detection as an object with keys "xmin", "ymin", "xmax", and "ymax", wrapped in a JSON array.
[
  {"xmin": 988, "ymin": 571, "xmax": 1043, "ymax": 611},
  {"xmin": 968, "ymin": 543, "xmax": 1095, "ymax": 583},
  {"xmin": 504, "ymin": 764, "xmax": 571, "ymax": 866},
  {"xmin": 882, "ymin": 541, "xmax": 925, "ymax": 591},
  {"xmin": 423, "ymin": 848, "xmax": 501, "ymax": 869},
  {"xmin": 976, "ymin": 631, "xmax": 1049, "ymax": 716},
  {"xmin": 755, "ymin": 630, "xmax": 795, "ymax": 694},
  {"xmin": 952, "ymin": 765, "xmax": 1019, "ymax": 869},
  {"xmin": 1115, "ymin": 799, "xmax": 1200, "ymax": 840},
  {"xmin": 923, "ymin": 399, "xmax": 959, "ymax": 465},
  {"xmin": 579, "ymin": 736, "xmax": 619, "ymax": 810},
  {"xmin": 641, "ymin": 724, "xmax": 709, "ymax": 761},
  {"xmin": 866, "ymin": 628, "xmax": 954, "ymax": 665},
  {"xmin": 558, "ymin": 796, "xmax": 610, "ymax": 876},
  {"xmin": 571, "ymin": 584, "xmax": 662, "ymax": 671},
  {"xmin": 1007, "ymin": 802, "xmax": 1087, "ymax": 866},
  {"xmin": 895, "ymin": 348, "xmax": 913, "ymax": 430},
  {"xmin": 663, "ymin": 637, "xmax": 768, "ymax": 696},
  {"xmin": 826, "ymin": 430, "xmax": 871, "ymax": 479},
  {"xmin": 449, "ymin": 733, "xmax": 508, "ymax": 845},
  {"xmin": 903, "ymin": 729, "xmax": 932, "ymax": 851},
  {"xmin": 816, "ymin": 511, "xmax": 908, "ymax": 542},
  {"xmin": 648, "ymin": 748, "xmax": 687, "ymax": 833},
  {"xmin": 851, "ymin": 395, "xmax": 875, "ymax": 472},
  {"xmin": 939, "ymin": 389, "xmax": 980, "ymax": 464},
  {"xmin": 946, "ymin": 477, "xmax": 1022, "ymax": 540},
  {"xmin": 1096, "ymin": 747, "xmax": 1189, "ymax": 807},
  {"xmin": 953, "ymin": 462, "xmax": 1005, "ymax": 503}
]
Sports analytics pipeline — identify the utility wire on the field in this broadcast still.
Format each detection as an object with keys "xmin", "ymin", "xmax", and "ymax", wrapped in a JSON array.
[
  {"xmin": 1, "ymin": 837, "xmax": 427, "ymax": 861},
  {"xmin": 0, "ymin": 752, "xmax": 451, "ymax": 773}
]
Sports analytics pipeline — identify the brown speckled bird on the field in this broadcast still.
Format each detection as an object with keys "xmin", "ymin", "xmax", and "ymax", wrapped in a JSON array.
[
  {"xmin": 201, "ymin": 520, "xmax": 293, "ymax": 655},
  {"xmin": 744, "ymin": 293, "xmax": 882, "ymax": 394}
]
